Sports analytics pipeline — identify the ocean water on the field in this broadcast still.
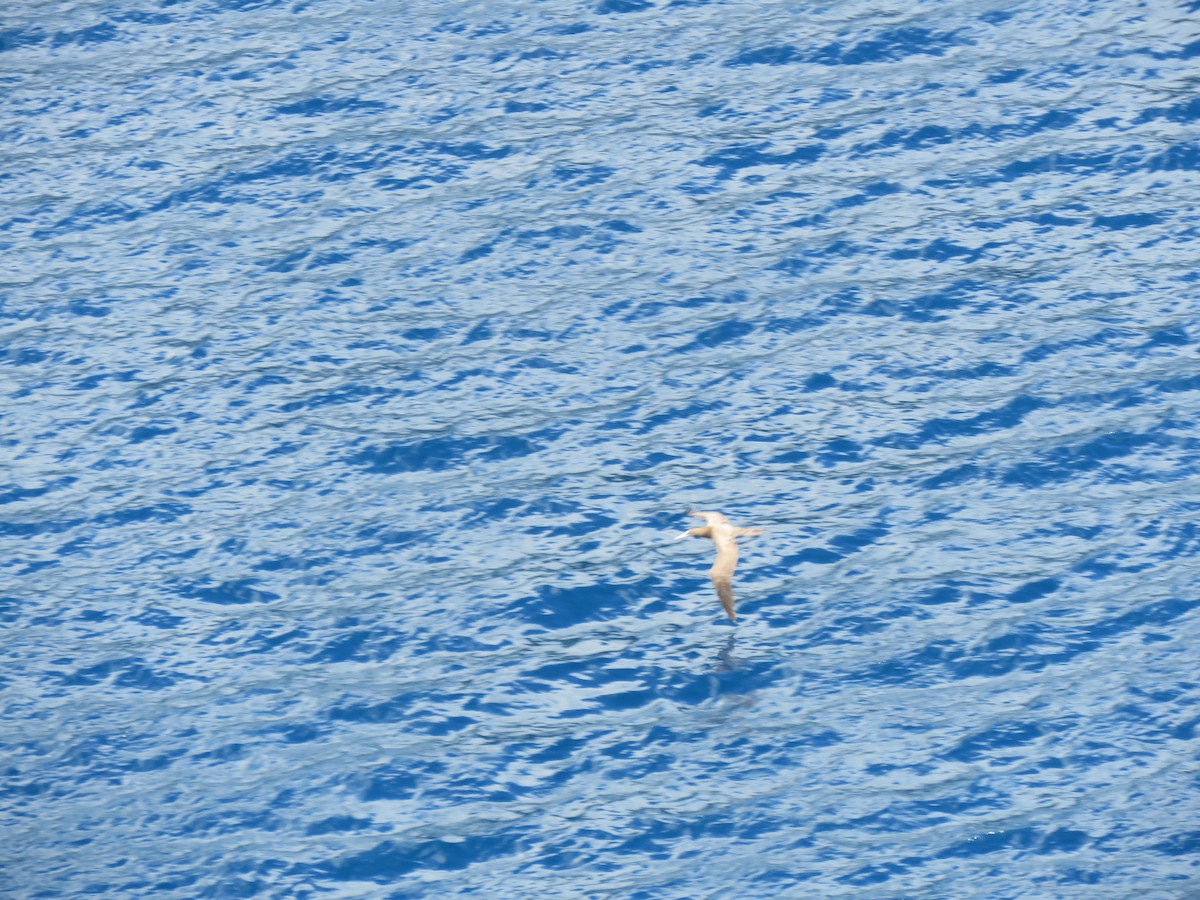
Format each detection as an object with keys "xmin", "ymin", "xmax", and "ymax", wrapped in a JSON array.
[{"xmin": 3, "ymin": 0, "xmax": 1199, "ymax": 896}]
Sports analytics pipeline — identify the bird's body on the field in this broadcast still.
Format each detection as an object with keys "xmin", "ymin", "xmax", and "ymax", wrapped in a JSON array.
[{"xmin": 681, "ymin": 510, "xmax": 764, "ymax": 622}]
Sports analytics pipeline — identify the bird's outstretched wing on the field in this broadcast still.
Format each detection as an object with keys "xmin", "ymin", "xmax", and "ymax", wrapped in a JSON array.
[{"xmin": 712, "ymin": 576, "xmax": 737, "ymax": 622}]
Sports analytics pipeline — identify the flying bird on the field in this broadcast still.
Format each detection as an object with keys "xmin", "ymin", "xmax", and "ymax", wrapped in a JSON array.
[{"xmin": 677, "ymin": 510, "xmax": 764, "ymax": 622}]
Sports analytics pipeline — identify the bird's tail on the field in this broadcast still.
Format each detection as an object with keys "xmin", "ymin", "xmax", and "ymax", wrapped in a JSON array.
[{"xmin": 713, "ymin": 576, "xmax": 737, "ymax": 622}]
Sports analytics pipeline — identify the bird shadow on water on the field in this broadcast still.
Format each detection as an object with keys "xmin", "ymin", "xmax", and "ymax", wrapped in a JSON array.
[
  {"xmin": 714, "ymin": 631, "xmax": 741, "ymax": 672},
  {"xmin": 693, "ymin": 629, "xmax": 790, "ymax": 706}
]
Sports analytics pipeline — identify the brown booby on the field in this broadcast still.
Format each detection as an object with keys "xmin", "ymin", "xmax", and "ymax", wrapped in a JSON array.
[{"xmin": 677, "ymin": 510, "xmax": 764, "ymax": 622}]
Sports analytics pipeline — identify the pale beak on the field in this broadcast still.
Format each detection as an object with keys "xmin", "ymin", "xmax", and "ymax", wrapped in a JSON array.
[{"xmin": 674, "ymin": 530, "xmax": 691, "ymax": 541}]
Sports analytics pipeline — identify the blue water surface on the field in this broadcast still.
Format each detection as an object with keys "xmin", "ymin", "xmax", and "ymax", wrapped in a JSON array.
[{"xmin": 3, "ymin": 0, "xmax": 1199, "ymax": 896}]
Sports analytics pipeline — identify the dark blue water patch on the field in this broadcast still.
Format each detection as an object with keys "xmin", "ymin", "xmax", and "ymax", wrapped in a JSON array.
[
  {"xmin": 695, "ymin": 142, "xmax": 825, "ymax": 175},
  {"xmin": 504, "ymin": 99, "xmax": 549, "ymax": 112},
  {"xmin": 993, "ymin": 148, "xmax": 1138, "ymax": 183},
  {"xmin": 94, "ymin": 502, "xmax": 192, "ymax": 526},
  {"xmin": 836, "ymin": 860, "xmax": 914, "ymax": 887},
  {"xmin": 516, "ymin": 222, "xmax": 592, "ymax": 246},
  {"xmin": 1136, "ymin": 96, "xmax": 1200, "ymax": 124},
  {"xmin": 189, "ymin": 740, "xmax": 255, "ymax": 765},
  {"xmin": 454, "ymin": 497, "xmax": 523, "ymax": 529},
  {"xmin": 1020, "ymin": 324, "xmax": 1129, "ymax": 364},
  {"xmin": 857, "ymin": 639, "xmax": 960, "ymax": 687},
  {"xmin": 782, "ymin": 546, "xmax": 842, "ymax": 566},
  {"xmin": 0, "ymin": 346, "xmax": 51, "ymax": 366},
  {"xmin": 1177, "ymin": 34, "xmax": 1200, "ymax": 56},
  {"xmin": 677, "ymin": 318, "xmax": 754, "ymax": 352},
  {"xmin": 0, "ymin": 27, "xmax": 46, "ymax": 52},
  {"xmin": 526, "ymin": 579, "xmax": 639, "ymax": 627},
  {"xmin": 596, "ymin": 0, "xmax": 654, "ymax": 13},
  {"xmin": 71, "ymin": 367, "xmax": 140, "ymax": 392},
  {"xmin": 865, "ymin": 124, "xmax": 955, "ymax": 152},
  {"xmin": 1147, "ymin": 140, "xmax": 1200, "ymax": 171},
  {"xmin": 60, "ymin": 657, "xmax": 183, "ymax": 690},
  {"xmin": 305, "ymin": 815, "xmax": 373, "ymax": 836},
  {"xmin": 798, "ymin": 372, "xmax": 835, "ymax": 392},
  {"xmin": 933, "ymin": 358, "xmax": 1014, "ymax": 381},
  {"xmin": 860, "ymin": 110, "xmax": 1079, "ymax": 157},
  {"xmin": 349, "ymin": 430, "xmax": 547, "ymax": 474},
  {"xmin": 1153, "ymin": 830, "xmax": 1200, "ymax": 856},
  {"xmin": 0, "ymin": 596, "xmax": 25, "ymax": 626},
  {"xmin": 174, "ymin": 578, "xmax": 281, "ymax": 606},
  {"xmin": 891, "ymin": 279, "xmax": 987, "ymax": 321},
  {"xmin": 728, "ymin": 28, "xmax": 962, "ymax": 68},
  {"xmin": 426, "ymin": 140, "xmax": 510, "ymax": 162},
  {"xmin": 813, "ymin": 436, "xmax": 864, "ymax": 466},
  {"xmin": 801, "ymin": 607, "xmax": 916, "ymax": 650},
  {"xmin": 345, "ymin": 525, "xmax": 421, "ymax": 557},
  {"xmin": 783, "ymin": 211, "xmax": 829, "ymax": 230},
  {"xmin": 126, "ymin": 424, "xmax": 179, "ymax": 444},
  {"xmin": 812, "ymin": 27, "xmax": 964, "ymax": 66},
  {"xmin": 328, "ymin": 692, "xmax": 474, "ymax": 735},
  {"xmin": 0, "ymin": 481, "xmax": 63, "ymax": 505},
  {"xmin": 810, "ymin": 287, "xmax": 861, "ymax": 316},
  {"xmin": 669, "ymin": 659, "xmax": 787, "ymax": 704},
  {"xmin": 1006, "ymin": 577, "xmax": 1060, "ymax": 604},
  {"xmin": 254, "ymin": 550, "xmax": 336, "ymax": 572},
  {"xmin": 986, "ymin": 66, "xmax": 1026, "ymax": 83},
  {"xmin": 359, "ymin": 760, "xmax": 447, "ymax": 802},
  {"xmin": 877, "ymin": 394, "xmax": 1043, "ymax": 451},
  {"xmin": 274, "ymin": 96, "xmax": 389, "ymax": 116},
  {"xmin": 1144, "ymin": 324, "xmax": 1189, "ymax": 347},
  {"xmin": 920, "ymin": 463, "xmax": 983, "ymax": 490},
  {"xmin": 52, "ymin": 22, "xmax": 119, "ymax": 47},
  {"xmin": 1084, "ymin": 597, "xmax": 1198, "ymax": 642},
  {"xmin": 1092, "ymin": 212, "xmax": 1162, "ymax": 230},
  {"xmin": 525, "ymin": 511, "xmax": 617, "ymax": 538},
  {"xmin": 308, "ymin": 622, "xmax": 404, "ymax": 664},
  {"xmin": 131, "ymin": 607, "xmax": 188, "ymax": 630},
  {"xmin": 34, "ymin": 197, "xmax": 142, "ymax": 238},
  {"xmin": 217, "ymin": 626, "xmax": 309, "ymax": 660},
  {"xmin": 943, "ymin": 720, "xmax": 1045, "ymax": 763},
  {"xmin": 888, "ymin": 237, "xmax": 994, "ymax": 264},
  {"xmin": 459, "ymin": 236, "xmax": 499, "ymax": 261},
  {"xmin": 859, "ymin": 790, "xmax": 1006, "ymax": 837},
  {"xmin": 907, "ymin": 599, "xmax": 1192, "ymax": 680},
  {"xmin": 517, "ymin": 47, "xmax": 565, "ymax": 62},
  {"xmin": 277, "ymin": 383, "xmax": 392, "ymax": 413},
  {"xmin": 938, "ymin": 825, "xmax": 1089, "ymax": 859},
  {"xmin": 614, "ymin": 400, "xmax": 712, "ymax": 435},
  {"xmin": 0, "ymin": 515, "xmax": 86, "ymax": 537},
  {"xmin": 1002, "ymin": 429, "xmax": 1169, "ymax": 487},
  {"xmin": 112, "ymin": 9, "xmax": 174, "ymax": 24},
  {"xmin": 13, "ymin": 559, "xmax": 57, "ymax": 579},
  {"xmin": 829, "ymin": 522, "xmax": 890, "ymax": 554},
  {"xmin": 725, "ymin": 44, "xmax": 806, "ymax": 67},
  {"xmin": 523, "ymin": 657, "xmax": 598, "ymax": 685},
  {"xmin": 603, "ymin": 291, "xmax": 727, "ymax": 323},
  {"xmin": 545, "ymin": 163, "xmax": 614, "ymax": 188},
  {"xmin": 593, "ymin": 683, "xmax": 657, "ymax": 713},
  {"xmin": 319, "ymin": 831, "xmax": 523, "ymax": 884},
  {"xmin": 833, "ymin": 180, "xmax": 904, "ymax": 209},
  {"xmin": 916, "ymin": 584, "xmax": 968, "ymax": 606},
  {"xmin": 916, "ymin": 458, "xmax": 984, "ymax": 494},
  {"xmin": 1029, "ymin": 211, "xmax": 1084, "ymax": 227},
  {"xmin": 158, "ymin": 145, "xmax": 395, "ymax": 202}
]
